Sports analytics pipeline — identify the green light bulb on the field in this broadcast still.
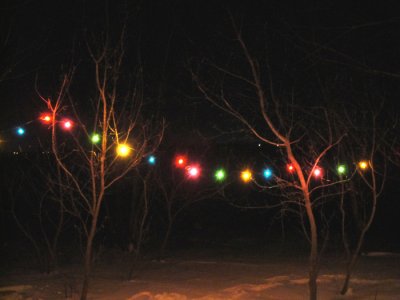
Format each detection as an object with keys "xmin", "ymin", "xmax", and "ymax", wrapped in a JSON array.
[
  {"xmin": 91, "ymin": 133, "xmax": 100, "ymax": 144},
  {"xmin": 337, "ymin": 164, "xmax": 346, "ymax": 175},
  {"xmin": 214, "ymin": 169, "xmax": 226, "ymax": 181}
]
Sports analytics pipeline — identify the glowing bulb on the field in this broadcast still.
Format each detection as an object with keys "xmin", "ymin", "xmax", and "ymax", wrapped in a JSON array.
[
  {"xmin": 287, "ymin": 164, "xmax": 295, "ymax": 173},
  {"xmin": 186, "ymin": 164, "xmax": 201, "ymax": 179},
  {"xmin": 61, "ymin": 119, "xmax": 73, "ymax": 130},
  {"xmin": 240, "ymin": 169, "xmax": 252, "ymax": 183},
  {"xmin": 175, "ymin": 155, "xmax": 187, "ymax": 168},
  {"xmin": 214, "ymin": 168, "xmax": 226, "ymax": 182},
  {"xmin": 358, "ymin": 161, "xmax": 368, "ymax": 170},
  {"xmin": 337, "ymin": 164, "xmax": 347, "ymax": 175},
  {"xmin": 91, "ymin": 133, "xmax": 100, "ymax": 144},
  {"xmin": 313, "ymin": 167, "xmax": 322, "ymax": 178},
  {"xmin": 263, "ymin": 168, "xmax": 273, "ymax": 179},
  {"xmin": 116, "ymin": 144, "xmax": 131, "ymax": 157},
  {"xmin": 148, "ymin": 155, "xmax": 156, "ymax": 165},
  {"xmin": 40, "ymin": 113, "xmax": 52, "ymax": 124},
  {"xmin": 16, "ymin": 127, "xmax": 25, "ymax": 136}
]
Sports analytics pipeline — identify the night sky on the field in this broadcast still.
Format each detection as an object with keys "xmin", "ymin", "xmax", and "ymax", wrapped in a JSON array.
[{"xmin": 2, "ymin": 1, "xmax": 399, "ymax": 137}]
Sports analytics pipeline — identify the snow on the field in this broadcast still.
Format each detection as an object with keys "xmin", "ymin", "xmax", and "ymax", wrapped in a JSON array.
[
  {"xmin": 1, "ymin": 253, "xmax": 399, "ymax": 299},
  {"xmin": 362, "ymin": 252, "xmax": 400, "ymax": 257}
]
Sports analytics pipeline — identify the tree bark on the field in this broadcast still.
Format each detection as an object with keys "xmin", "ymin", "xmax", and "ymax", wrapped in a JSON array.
[
  {"xmin": 80, "ymin": 210, "xmax": 100, "ymax": 300},
  {"xmin": 304, "ymin": 193, "xmax": 318, "ymax": 300}
]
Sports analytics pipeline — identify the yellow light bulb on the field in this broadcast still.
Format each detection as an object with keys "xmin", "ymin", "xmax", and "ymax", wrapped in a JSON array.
[
  {"xmin": 240, "ymin": 169, "xmax": 252, "ymax": 183},
  {"xmin": 117, "ymin": 144, "xmax": 131, "ymax": 157},
  {"xmin": 358, "ymin": 160, "xmax": 368, "ymax": 170}
]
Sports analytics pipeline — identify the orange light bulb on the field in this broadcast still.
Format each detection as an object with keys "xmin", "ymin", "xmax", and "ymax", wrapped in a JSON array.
[{"xmin": 240, "ymin": 169, "xmax": 252, "ymax": 183}]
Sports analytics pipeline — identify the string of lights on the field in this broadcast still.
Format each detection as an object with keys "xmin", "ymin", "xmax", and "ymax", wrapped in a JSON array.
[{"xmin": 1, "ymin": 112, "xmax": 371, "ymax": 183}]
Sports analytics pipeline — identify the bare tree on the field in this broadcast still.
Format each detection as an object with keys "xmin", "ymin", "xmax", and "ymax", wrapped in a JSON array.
[
  {"xmin": 334, "ymin": 102, "xmax": 389, "ymax": 295},
  {"xmin": 192, "ymin": 24, "xmax": 347, "ymax": 300},
  {"xmin": 155, "ymin": 154, "xmax": 227, "ymax": 258},
  {"xmin": 40, "ymin": 29, "xmax": 164, "ymax": 299},
  {"xmin": 7, "ymin": 153, "xmax": 69, "ymax": 273},
  {"xmin": 126, "ymin": 168, "xmax": 154, "ymax": 279}
]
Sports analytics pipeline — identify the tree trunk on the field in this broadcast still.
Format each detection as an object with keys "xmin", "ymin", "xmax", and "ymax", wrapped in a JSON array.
[
  {"xmin": 288, "ymin": 148, "xmax": 319, "ymax": 300},
  {"xmin": 340, "ymin": 238, "xmax": 362, "ymax": 295},
  {"xmin": 305, "ymin": 196, "xmax": 318, "ymax": 300},
  {"xmin": 80, "ymin": 214, "xmax": 99, "ymax": 300},
  {"xmin": 340, "ymin": 210, "xmax": 375, "ymax": 295},
  {"xmin": 341, "ymin": 167, "xmax": 378, "ymax": 295},
  {"xmin": 160, "ymin": 220, "xmax": 172, "ymax": 258}
]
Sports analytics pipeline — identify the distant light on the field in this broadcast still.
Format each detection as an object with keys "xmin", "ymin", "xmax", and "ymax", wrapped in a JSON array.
[
  {"xmin": 214, "ymin": 168, "xmax": 226, "ymax": 182},
  {"xmin": 240, "ymin": 169, "xmax": 252, "ymax": 183},
  {"xmin": 186, "ymin": 164, "xmax": 201, "ymax": 179},
  {"xmin": 16, "ymin": 127, "xmax": 25, "ymax": 136},
  {"xmin": 313, "ymin": 167, "xmax": 323, "ymax": 178},
  {"xmin": 337, "ymin": 164, "xmax": 347, "ymax": 175},
  {"xmin": 148, "ymin": 155, "xmax": 156, "ymax": 165},
  {"xmin": 39, "ymin": 113, "xmax": 52, "ymax": 124},
  {"xmin": 287, "ymin": 164, "xmax": 295, "ymax": 173},
  {"xmin": 61, "ymin": 119, "xmax": 73, "ymax": 130},
  {"xmin": 258, "ymin": 143, "xmax": 261, "ymax": 147},
  {"xmin": 175, "ymin": 155, "xmax": 188, "ymax": 168},
  {"xmin": 116, "ymin": 144, "xmax": 131, "ymax": 157},
  {"xmin": 358, "ymin": 160, "xmax": 368, "ymax": 170},
  {"xmin": 263, "ymin": 168, "xmax": 273, "ymax": 179},
  {"xmin": 91, "ymin": 133, "xmax": 101, "ymax": 144}
]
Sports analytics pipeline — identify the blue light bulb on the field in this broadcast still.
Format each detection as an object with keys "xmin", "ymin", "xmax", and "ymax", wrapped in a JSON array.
[
  {"xmin": 16, "ymin": 127, "xmax": 25, "ymax": 136},
  {"xmin": 263, "ymin": 168, "xmax": 272, "ymax": 179},
  {"xmin": 148, "ymin": 155, "xmax": 156, "ymax": 165}
]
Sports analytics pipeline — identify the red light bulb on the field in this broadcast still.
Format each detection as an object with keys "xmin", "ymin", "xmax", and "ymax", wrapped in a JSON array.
[
  {"xmin": 40, "ymin": 113, "xmax": 52, "ymax": 124},
  {"xmin": 313, "ymin": 167, "xmax": 323, "ymax": 178},
  {"xmin": 287, "ymin": 164, "xmax": 294, "ymax": 173},
  {"xmin": 174, "ymin": 155, "xmax": 188, "ymax": 168},
  {"xmin": 61, "ymin": 119, "xmax": 73, "ymax": 130},
  {"xmin": 186, "ymin": 164, "xmax": 201, "ymax": 179}
]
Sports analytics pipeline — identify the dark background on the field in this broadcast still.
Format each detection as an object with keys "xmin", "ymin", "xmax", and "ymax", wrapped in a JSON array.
[{"xmin": 1, "ymin": 0, "xmax": 400, "ymax": 268}]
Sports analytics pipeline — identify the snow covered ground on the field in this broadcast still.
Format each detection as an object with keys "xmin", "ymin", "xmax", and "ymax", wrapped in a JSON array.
[{"xmin": 1, "ymin": 251, "xmax": 399, "ymax": 299}]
